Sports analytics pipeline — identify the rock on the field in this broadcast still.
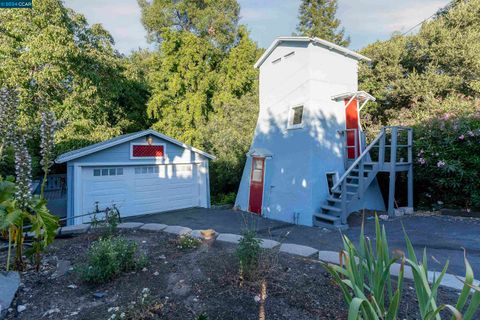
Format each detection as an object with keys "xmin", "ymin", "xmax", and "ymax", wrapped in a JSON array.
[
  {"xmin": 92, "ymin": 292, "xmax": 107, "ymax": 299},
  {"xmin": 216, "ymin": 233, "xmax": 243, "ymax": 244},
  {"xmin": 59, "ymin": 224, "xmax": 90, "ymax": 235},
  {"xmin": 17, "ymin": 305, "xmax": 26, "ymax": 313},
  {"xmin": 140, "ymin": 223, "xmax": 168, "ymax": 232},
  {"xmin": 379, "ymin": 215, "xmax": 389, "ymax": 221},
  {"xmin": 42, "ymin": 308, "xmax": 60, "ymax": 317},
  {"xmin": 51, "ymin": 260, "xmax": 71, "ymax": 278},
  {"xmin": 117, "ymin": 222, "xmax": 144, "ymax": 229},
  {"xmin": 163, "ymin": 225, "xmax": 192, "ymax": 236},
  {"xmin": 318, "ymin": 251, "xmax": 341, "ymax": 264},
  {"xmin": 0, "ymin": 272, "xmax": 21, "ymax": 318},
  {"xmin": 159, "ymin": 255, "xmax": 166, "ymax": 260},
  {"xmin": 257, "ymin": 238, "xmax": 280, "ymax": 249},
  {"xmin": 154, "ymin": 271, "xmax": 159, "ymax": 276},
  {"xmin": 191, "ymin": 229, "xmax": 217, "ymax": 240},
  {"xmin": 67, "ymin": 284, "xmax": 77, "ymax": 289},
  {"xmin": 279, "ymin": 243, "xmax": 318, "ymax": 257}
]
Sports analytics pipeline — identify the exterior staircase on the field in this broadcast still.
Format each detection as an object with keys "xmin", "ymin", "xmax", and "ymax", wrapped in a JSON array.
[{"xmin": 313, "ymin": 126, "xmax": 413, "ymax": 229}]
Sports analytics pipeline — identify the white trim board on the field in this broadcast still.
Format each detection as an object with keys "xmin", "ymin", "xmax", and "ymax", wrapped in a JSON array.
[{"xmin": 56, "ymin": 129, "xmax": 215, "ymax": 163}]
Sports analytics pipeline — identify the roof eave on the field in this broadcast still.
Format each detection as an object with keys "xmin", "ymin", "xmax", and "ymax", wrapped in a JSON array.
[
  {"xmin": 254, "ymin": 36, "xmax": 371, "ymax": 69},
  {"xmin": 55, "ymin": 129, "xmax": 216, "ymax": 164}
]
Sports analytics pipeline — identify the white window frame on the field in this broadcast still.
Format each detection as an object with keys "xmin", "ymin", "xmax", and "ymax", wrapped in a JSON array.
[
  {"xmin": 130, "ymin": 142, "xmax": 166, "ymax": 160},
  {"xmin": 287, "ymin": 104, "xmax": 305, "ymax": 130}
]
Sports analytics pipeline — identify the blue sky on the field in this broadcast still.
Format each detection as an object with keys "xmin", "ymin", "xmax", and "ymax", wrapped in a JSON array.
[{"xmin": 65, "ymin": 0, "xmax": 450, "ymax": 54}]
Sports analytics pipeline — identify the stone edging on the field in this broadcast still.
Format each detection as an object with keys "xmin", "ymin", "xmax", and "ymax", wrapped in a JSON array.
[{"xmin": 59, "ymin": 222, "xmax": 478, "ymax": 291}]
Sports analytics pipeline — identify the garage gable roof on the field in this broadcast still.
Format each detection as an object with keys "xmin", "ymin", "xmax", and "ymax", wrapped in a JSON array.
[{"xmin": 55, "ymin": 129, "xmax": 215, "ymax": 163}]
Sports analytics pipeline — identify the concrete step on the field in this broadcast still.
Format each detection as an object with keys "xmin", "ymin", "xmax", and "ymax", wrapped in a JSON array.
[
  {"xmin": 313, "ymin": 213, "xmax": 348, "ymax": 230},
  {"xmin": 321, "ymin": 205, "xmax": 341, "ymax": 213}
]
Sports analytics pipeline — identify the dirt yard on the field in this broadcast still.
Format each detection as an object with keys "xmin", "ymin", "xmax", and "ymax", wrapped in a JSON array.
[{"xmin": 1, "ymin": 229, "xmax": 462, "ymax": 319}]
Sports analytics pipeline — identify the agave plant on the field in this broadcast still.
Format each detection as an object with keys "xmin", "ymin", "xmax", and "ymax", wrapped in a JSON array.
[{"xmin": 323, "ymin": 216, "xmax": 404, "ymax": 319}]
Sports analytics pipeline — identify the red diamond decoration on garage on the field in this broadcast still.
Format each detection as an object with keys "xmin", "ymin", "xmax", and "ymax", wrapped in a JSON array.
[{"xmin": 132, "ymin": 145, "xmax": 164, "ymax": 157}]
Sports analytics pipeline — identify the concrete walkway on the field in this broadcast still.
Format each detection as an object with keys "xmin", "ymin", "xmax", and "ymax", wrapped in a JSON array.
[{"xmin": 126, "ymin": 207, "xmax": 480, "ymax": 277}]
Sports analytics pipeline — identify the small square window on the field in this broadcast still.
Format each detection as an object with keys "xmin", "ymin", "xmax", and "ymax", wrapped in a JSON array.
[
  {"xmin": 93, "ymin": 169, "xmax": 101, "ymax": 176},
  {"xmin": 148, "ymin": 167, "xmax": 154, "ymax": 173},
  {"xmin": 142, "ymin": 167, "xmax": 148, "ymax": 174},
  {"xmin": 101, "ymin": 169, "xmax": 109, "ymax": 176},
  {"xmin": 135, "ymin": 167, "xmax": 141, "ymax": 174},
  {"xmin": 117, "ymin": 168, "xmax": 123, "ymax": 175},
  {"xmin": 288, "ymin": 105, "xmax": 304, "ymax": 129},
  {"xmin": 109, "ymin": 168, "xmax": 116, "ymax": 176}
]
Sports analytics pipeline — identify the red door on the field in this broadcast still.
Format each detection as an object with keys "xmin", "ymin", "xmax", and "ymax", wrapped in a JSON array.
[
  {"xmin": 249, "ymin": 157, "xmax": 265, "ymax": 214},
  {"xmin": 344, "ymin": 98, "xmax": 360, "ymax": 159}
]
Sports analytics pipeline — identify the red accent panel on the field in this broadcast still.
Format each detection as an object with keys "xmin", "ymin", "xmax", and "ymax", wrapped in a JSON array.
[
  {"xmin": 249, "ymin": 157, "xmax": 265, "ymax": 215},
  {"xmin": 344, "ymin": 98, "xmax": 360, "ymax": 159},
  {"xmin": 132, "ymin": 145, "xmax": 164, "ymax": 157}
]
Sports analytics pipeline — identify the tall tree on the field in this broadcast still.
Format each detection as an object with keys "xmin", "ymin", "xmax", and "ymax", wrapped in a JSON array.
[
  {"xmin": 296, "ymin": 0, "xmax": 350, "ymax": 47},
  {"xmin": 138, "ymin": 0, "xmax": 240, "ymax": 49},
  {"xmin": 0, "ymin": 0, "xmax": 150, "ymax": 164}
]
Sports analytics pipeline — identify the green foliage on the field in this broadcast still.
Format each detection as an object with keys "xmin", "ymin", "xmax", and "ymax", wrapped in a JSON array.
[
  {"xmin": 323, "ymin": 216, "xmax": 404, "ymax": 319},
  {"xmin": 295, "ymin": 0, "xmax": 350, "ymax": 46},
  {"xmin": 138, "ymin": 0, "xmax": 240, "ymax": 48},
  {"xmin": 177, "ymin": 235, "xmax": 201, "ymax": 250},
  {"xmin": 0, "ymin": 0, "xmax": 149, "ymax": 171},
  {"xmin": 78, "ymin": 236, "xmax": 147, "ymax": 284},
  {"xmin": 236, "ymin": 230, "xmax": 261, "ymax": 277},
  {"xmin": 359, "ymin": 0, "xmax": 480, "ymax": 210},
  {"xmin": 403, "ymin": 229, "xmax": 480, "ymax": 319},
  {"xmin": 212, "ymin": 192, "xmax": 236, "ymax": 205}
]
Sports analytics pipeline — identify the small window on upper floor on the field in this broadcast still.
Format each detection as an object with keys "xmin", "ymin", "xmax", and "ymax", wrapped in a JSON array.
[{"xmin": 288, "ymin": 105, "xmax": 304, "ymax": 129}]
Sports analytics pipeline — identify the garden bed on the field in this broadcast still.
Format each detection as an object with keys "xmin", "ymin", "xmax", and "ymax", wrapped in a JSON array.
[{"xmin": 1, "ymin": 229, "xmax": 462, "ymax": 319}]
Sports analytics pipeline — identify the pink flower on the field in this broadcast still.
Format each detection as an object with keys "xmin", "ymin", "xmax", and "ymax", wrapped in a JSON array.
[
  {"xmin": 418, "ymin": 158, "xmax": 426, "ymax": 165},
  {"xmin": 458, "ymin": 134, "xmax": 465, "ymax": 140},
  {"xmin": 441, "ymin": 113, "xmax": 451, "ymax": 120},
  {"xmin": 437, "ymin": 160, "xmax": 446, "ymax": 168}
]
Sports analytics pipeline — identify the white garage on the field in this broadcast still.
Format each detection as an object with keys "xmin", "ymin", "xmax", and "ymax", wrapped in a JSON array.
[{"xmin": 55, "ymin": 130, "xmax": 215, "ymax": 225}]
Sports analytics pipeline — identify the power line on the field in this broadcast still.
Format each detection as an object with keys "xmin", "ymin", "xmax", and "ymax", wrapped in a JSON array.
[{"xmin": 401, "ymin": 11, "xmax": 437, "ymax": 36}]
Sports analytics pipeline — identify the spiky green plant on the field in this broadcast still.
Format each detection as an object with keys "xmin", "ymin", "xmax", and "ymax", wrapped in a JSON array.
[
  {"xmin": 323, "ymin": 216, "xmax": 404, "ymax": 319},
  {"xmin": 404, "ymin": 231, "xmax": 480, "ymax": 320}
]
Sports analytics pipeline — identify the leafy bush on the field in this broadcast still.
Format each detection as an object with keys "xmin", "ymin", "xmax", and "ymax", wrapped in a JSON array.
[
  {"xmin": 177, "ymin": 235, "xmax": 201, "ymax": 250},
  {"xmin": 212, "ymin": 192, "xmax": 237, "ymax": 205},
  {"xmin": 373, "ymin": 96, "xmax": 480, "ymax": 211},
  {"xmin": 78, "ymin": 236, "xmax": 147, "ymax": 283},
  {"xmin": 236, "ymin": 230, "xmax": 261, "ymax": 277}
]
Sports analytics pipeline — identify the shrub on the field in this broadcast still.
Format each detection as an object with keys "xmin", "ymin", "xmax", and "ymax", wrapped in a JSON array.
[
  {"xmin": 177, "ymin": 235, "xmax": 201, "ymax": 250},
  {"xmin": 212, "ymin": 192, "xmax": 237, "ymax": 205},
  {"xmin": 78, "ymin": 236, "xmax": 147, "ymax": 283},
  {"xmin": 236, "ymin": 230, "xmax": 261, "ymax": 278}
]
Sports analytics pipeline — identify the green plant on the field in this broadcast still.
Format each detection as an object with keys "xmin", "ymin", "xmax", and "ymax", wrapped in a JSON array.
[
  {"xmin": 78, "ymin": 236, "xmax": 147, "ymax": 283},
  {"xmin": 177, "ymin": 235, "xmax": 201, "ymax": 250},
  {"xmin": 212, "ymin": 192, "xmax": 237, "ymax": 205},
  {"xmin": 323, "ymin": 216, "xmax": 404, "ymax": 319},
  {"xmin": 404, "ymin": 231, "xmax": 480, "ymax": 320},
  {"xmin": 236, "ymin": 230, "xmax": 262, "ymax": 278},
  {"xmin": 0, "ymin": 176, "xmax": 22, "ymax": 271}
]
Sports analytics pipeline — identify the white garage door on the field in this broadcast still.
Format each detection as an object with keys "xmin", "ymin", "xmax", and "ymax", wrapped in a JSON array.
[{"xmin": 79, "ymin": 164, "xmax": 199, "ymax": 223}]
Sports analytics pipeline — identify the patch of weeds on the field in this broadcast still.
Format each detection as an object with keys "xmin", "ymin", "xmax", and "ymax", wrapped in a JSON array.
[
  {"xmin": 236, "ymin": 230, "xmax": 262, "ymax": 280},
  {"xmin": 109, "ymin": 287, "xmax": 165, "ymax": 320},
  {"xmin": 177, "ymin": 235, "xmax": 201, "ymax": 250},
  {"xmin": 77, "ymin": 236, "xmax": 147, "ymax": 283}
]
